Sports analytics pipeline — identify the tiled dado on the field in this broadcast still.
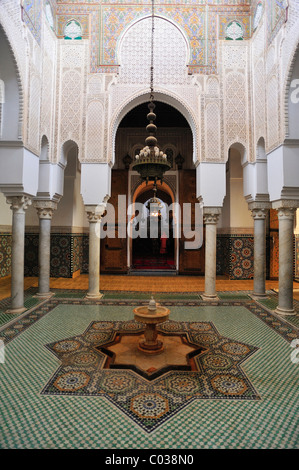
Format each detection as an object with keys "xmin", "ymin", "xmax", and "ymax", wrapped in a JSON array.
[
  {"xmin": 1, "ymin": 231, "xmax": 297, "ymax": 281},
  {"xmin": 217, "ymin": 234, "xmax": 254, "ymax": 280},
  {"xmin": 0, "ymin": 234, "xmax": 12, "ymax": 278},
  {"xmin": 24, "ymin": 233, "xmax": 89, "ymax": 278}
]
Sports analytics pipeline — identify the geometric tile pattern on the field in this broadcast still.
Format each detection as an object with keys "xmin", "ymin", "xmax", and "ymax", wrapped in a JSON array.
[
  {"xmin": 41, "ymin": 320, "xmax": 260, "ymax": 432},
  {"xmin": 216, "ymin": 235, "xmax": 254, "ymax": 279},
  {"xmin": 0, "ymin": 234, "xmax": 12, "ymax": 278},
  {"xmin": 3, "ymin": 231, "xmax": 262, "ymax": 280},
  {"xmin": 0, "ymin": 299, "xmax": 298, "ymax": 448},
  {"xmin": 1, "ymin": 294, "xmax": 298, "ymax": 347}
]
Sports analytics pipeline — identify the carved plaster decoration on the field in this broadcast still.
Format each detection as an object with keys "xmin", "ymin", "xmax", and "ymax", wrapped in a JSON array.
[
  {"xmin": 85, "ymin": 203, "xmax": 107, "ymax": 223},
  {"xmin": 203, "ymin": 208, "xmax": 221, "ymax": 225},
  {"xmin": 7, "ymin": 196, "xmax": 32, "ymax": 213},
  {"xmin": 33, "ymin": 200, "xmax": 58, "ymax": 219},
  {"xmin": 276, "ymin": 207, "xmax": 296, "ymax": 221}
]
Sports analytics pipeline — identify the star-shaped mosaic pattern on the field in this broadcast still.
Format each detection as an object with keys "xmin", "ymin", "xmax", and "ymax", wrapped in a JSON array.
[{"xmin": 41, "ymin": 320, "xmax": 260, "ymax": 432}]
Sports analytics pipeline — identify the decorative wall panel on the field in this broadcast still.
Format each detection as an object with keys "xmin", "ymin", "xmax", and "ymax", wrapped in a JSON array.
[
  {"xmin": 205, "ymin": 102, "xmax": 221, "ymax": 160},
  {"xmin": 55, "ymin": 1, "xmax": 251, "ymax": 75},
  {"xmin": 266, "ymin": 0, "xmax": 287, "ymax": 44},
  {"xmin": 23, "ymin": 0, "xmax": 42, "ymax": 45},
  {"xmin": 224, "ymin": 71, "xmax": 248, "ymax": 150},
  {"xmin": 267, "ymin": 75, "xmax": 279, "ymax": 150},
  {"xmin": 216, "ymin": 234, "xmax": 254, "ymax": 280},
  {"xmin": 118, "ymin": 16, "xmax": 188, "ymax": 86},
  {"xmin": 86, "ymin": 100, "xmax": 104, "ymax": 161},
  {"xmin": 27, "ymin": 73, "xmax": 41, "ymax": 153},
  {"xmin": 253, "ymin": 58, "xmax": 266, "ymax": 145},
  {"xmin": 0, "ymin": 234, "xmax": 12, "ymax": 278},
  {"xmin": 24, "ymin": 233, "xmax": 89, "ymax": 278}
]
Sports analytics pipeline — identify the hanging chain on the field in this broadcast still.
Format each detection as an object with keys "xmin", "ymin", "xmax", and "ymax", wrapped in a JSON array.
[{"xmin": 149, "ymin": 0, "xmax": 155, "ymax": 102}]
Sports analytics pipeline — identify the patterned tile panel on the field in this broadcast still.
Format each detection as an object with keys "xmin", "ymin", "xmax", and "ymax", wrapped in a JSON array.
[
  {"xmin": 216, "ymin": 235, "xmax": 254, "ymax": 280},
  {"xmin": 0, "ymin": 234, "xmax": 12, "ymax": 278}
]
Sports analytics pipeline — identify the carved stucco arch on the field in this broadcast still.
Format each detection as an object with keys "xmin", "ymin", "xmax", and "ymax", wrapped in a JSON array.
[
  {"xmin": 109, "ymin": 89, "xmax": 199, "ymax": 166},
  {"xmin": 0, "ymin": 18, "xmax": 24, "ymax": 141},
  {"xmin": 116, "ymin": 13, "xmax": 191, "ymax": 66},
  {"xmin": 227, "ymin": 142, "xmax": 247, "ymax": 165},
  {"xmin": 60, "ymin": 139, "xmax": 80, "ymax": 168},
  {"xmin": 256, "ymin": 136, "xmax": 267, "ymax": 160}
]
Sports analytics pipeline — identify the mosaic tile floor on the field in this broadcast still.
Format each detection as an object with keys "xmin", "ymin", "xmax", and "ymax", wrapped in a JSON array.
[
  {"xmin": 41, "ymin": 319, "xmax": 260, "ymax": 433},
  {"xmin": 0, "ymin": 294, "xmax": 298, "ymax": 449}
]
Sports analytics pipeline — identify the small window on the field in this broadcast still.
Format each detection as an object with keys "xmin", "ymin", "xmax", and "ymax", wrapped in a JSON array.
[
  {"xmin": 64, "ymin": 20, "xmax": 82, "ymax": 40},
  {"xmin": 225, "ymin": 21, "xmax": 244, "ymax": 41}
]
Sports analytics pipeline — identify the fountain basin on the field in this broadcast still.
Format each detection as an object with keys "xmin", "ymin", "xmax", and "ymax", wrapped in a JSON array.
[{"xmin": 133, "ymin": 304, "xmax": 170, "ymax": 354}]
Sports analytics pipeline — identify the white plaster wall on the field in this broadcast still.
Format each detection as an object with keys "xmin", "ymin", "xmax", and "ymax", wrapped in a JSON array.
[
  {"xmin": 0, "ymin": 27, "xmax": 20, "ymax": 141},
  {"xmin": 0, "ymin": 192, "xmax": 12, "ymax": 228},
  {"xmin": 72, "ymin": 167, "xmax": 88, "ymax": 229},
  {"xmin": 25, "ymin": 204, "xmax": 39, "ymax": 227},
  {"xmin": 230, "ymin": 178, "xmax": 253, "ymax": 228},
  {"xmin": 51, "ymin": 154, "xmax": 88, "ymax": 230},
  {"xmin": 220, "ymin": 152, "xmax": 253, "ymax": 230}
]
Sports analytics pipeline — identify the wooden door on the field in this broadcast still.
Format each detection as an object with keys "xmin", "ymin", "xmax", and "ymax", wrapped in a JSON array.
[
  {"xmin": 178, "ymin": 170, "xmax": 205, "ymax": 274},
  {"xmin": 100, "ymin": 170, "xmax": 128, "ymax": 273}
]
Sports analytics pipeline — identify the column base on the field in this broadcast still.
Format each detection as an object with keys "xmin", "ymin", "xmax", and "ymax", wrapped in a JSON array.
[
  {"xmin": 274, "ymin": 306, "xmax": 296, "ymax": 316},
  {"xmin": 5, "ymin": 307, "xmax": 27, "ymax": 315},
  {"xmin": 85, "ymin": 292, "xmax": 103, "ymax": 300},
  {"xmin": 33, "ymin": 292, "xmax": 54, "ymax": 299},
  {"xmin": 201, "ymin": 293, "xmax": 219, "ymax": 301},
  {"xmin": 251, "ymin": 293, "xmax": 268, "ymax": 300}
]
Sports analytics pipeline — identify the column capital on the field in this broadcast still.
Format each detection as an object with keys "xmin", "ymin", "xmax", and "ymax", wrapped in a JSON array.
[
  {"xmin": 6, "ymin": 195, "xmax": 32, "ymax": 213},
  {"xmin": 33, "ymin": 200, "xmax": 58, "ymax": 219},
  {"xmin": 85, "ymin": 204, "xmax": 106, "ymax": 223},
  {"xmin": 203, "ymin": 207, "xmax": 221, "ymax": 225},
  {"xmin": 250, "ymin": 207, "xmax": 269, "ymax": 220},
  {"xmin": 276, "ymin": 206, "xmax": 296, "ymax": 221}
]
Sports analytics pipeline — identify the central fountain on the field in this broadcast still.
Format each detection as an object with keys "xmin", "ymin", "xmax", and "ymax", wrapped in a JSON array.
[{"xmin": 133, "ymin": 297, "xmax": 170, "ymax": 354}]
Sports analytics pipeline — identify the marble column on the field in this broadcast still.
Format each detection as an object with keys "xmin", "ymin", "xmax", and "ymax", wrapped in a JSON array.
[
  {"xmin": 202, "ymin": 208, "xmax": 221, "ymax": 300},
  {"xmin": 249, "ymin": 203, "xmax": 270, "ymax": 298},
  {"xmin": 6, "ymin": 196, "xmax": 32, "ymax": 314},
  {"xmin": 33, "ymin": 201, "xmax": 57, "ymax": 298},
  {"xmin": 85, "ymin": 206, "xmax": 104, "ymax": 299},
  {"xmin": 273, "ymin": 203, "xmax": 296, "ymax": 315}
]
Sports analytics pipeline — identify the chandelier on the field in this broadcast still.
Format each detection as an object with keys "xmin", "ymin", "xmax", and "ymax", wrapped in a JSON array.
[{"xmin": 132, "ymin": 0, "xmax": 171, "ymax": 185}]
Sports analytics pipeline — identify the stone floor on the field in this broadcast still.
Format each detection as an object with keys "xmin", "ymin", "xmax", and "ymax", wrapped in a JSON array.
[{"xmin": 1, "ymin": 273, "xmax": 299, "ymax": 300}]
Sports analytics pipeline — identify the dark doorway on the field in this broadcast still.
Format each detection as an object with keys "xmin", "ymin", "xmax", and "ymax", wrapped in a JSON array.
[{"xmin": 132, "ymin": 187, "xmax": 175, "ymax": 271}]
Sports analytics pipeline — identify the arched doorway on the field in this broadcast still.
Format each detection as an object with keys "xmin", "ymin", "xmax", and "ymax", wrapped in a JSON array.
[
  {"xmin": 101, "ymin": 99, "xmax": 205, "ymax": 275},
  {"xmin": 130, "ymin": 181, "xmax": 176, "ymax": 272}
]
